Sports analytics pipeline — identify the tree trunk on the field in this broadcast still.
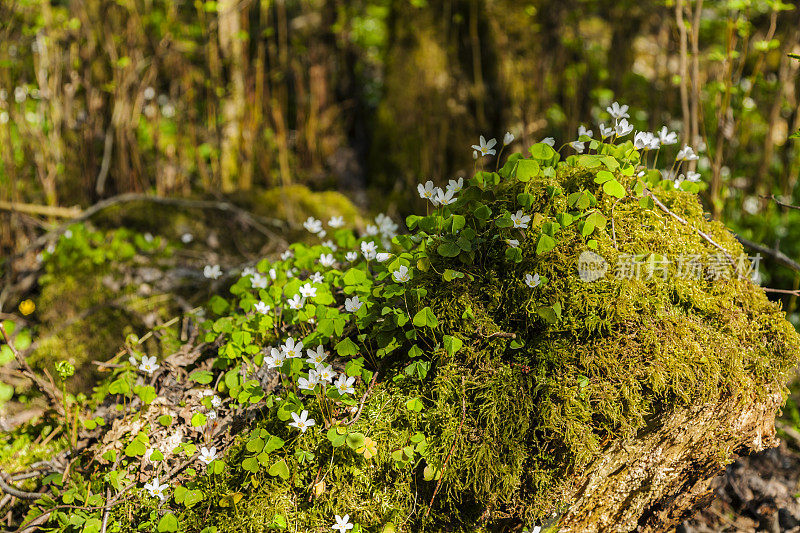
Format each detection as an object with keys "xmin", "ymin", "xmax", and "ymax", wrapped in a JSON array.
[{"xmin": 559, "ymin": 386, "xmax": 784, "ymax": 532}]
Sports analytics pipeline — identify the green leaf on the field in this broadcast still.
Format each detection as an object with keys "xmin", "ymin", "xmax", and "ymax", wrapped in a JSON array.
[
  {"xmin": 191, "ymin": 413, "xmax": 208, "ymax": 427},
  {"xmin": 343, "ymin": 268, "xmax": 367, "ymax": 285},
  {"xmin": 537, "ymin": 302, "xmax": 562, "ymax": 324},
  {"xmin": 442, "ymin": 335, "xmax": 462, "ymax": 356},
  {"xmin": 602, "ymin": 179, "xmax": 626, "ymax": 198},
  {"xmin": 790, "ymin": 129, "xmax": 800, "ymax": 140},
  {"xmin": 437, "ymin": 241, "xmax": 461, "ymax": 257},
  {"xmin": 405, "ymin": 397, "xmax": 424, "ymax": 412},
  {"xmin": 190, "ymin": 370, "xmax": 213, "ymax": 384},
  {"xmin": 327, "ymin": 427, "xmax": 347, "ymax": 447},
  {"xmin": 594, "ymin": 170, "xmax": 614, "ymax": 184},
  {"xmin": 515, "ymin": 159, "xmax": 539, "ymax": 182},
  {"xmin": 473, "ymin": 204, "xmax": 492, "ymax": 222},
  {"xmin": 335, "ymin": 337, "xmax": 359, "ymax": 356},
  {"xmin": 530, "ymin": 143, "xmax": 556, "ymax": 160},
  {"xmin": 451, "ymin": 215, "xmax": 466, "ymax": 233},
  {"xmin": 443, "ymin": 269, "xmax": 464, "ymax": 282},
  {"xmin": 134, "ymin": 385, "xmax": 156, "ymax": 404},
  {"xmin": 157, "ymin": 513, "xmax": 179, "ymax": 532},
  {"xmin": 246, "ymin": 437, "xmax": 265, "ymax": 453},
  {"xmin": 346, "ymin": 432, "xmax": 366, "ymax": 450},
  {"xmin": 124, "ymin": 439, "xmax": 146, "ymax": 457},
  {"xmin": 241, "ymin": 457, "xmax": 260, "ymax": 473},
  {"xmin": 536, "ymin": 234, "xmax": 557, "ymax": 255},
  {"xmin": 263, "ymin": 435, "xmax": 285, "ymax": 453},
  {"xmin": 412, "ymin": 307, "xmax": 438, "ymax": 328},
  {"xmin": 158, "ymin": 415, "xmax": 173, "ymax": 427},
  {"xmin": 268, "ymin": 460, "xmax": 290, "ymax": 480}
]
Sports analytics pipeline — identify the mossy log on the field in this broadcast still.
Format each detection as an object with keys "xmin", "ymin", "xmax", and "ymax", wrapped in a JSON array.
[{"xmin": 560, "ymin": 385, "xmax": 783, "ymax": 532}]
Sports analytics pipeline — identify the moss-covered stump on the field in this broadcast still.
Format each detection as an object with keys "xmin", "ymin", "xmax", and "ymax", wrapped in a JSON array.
[
  {"xmin": 559, "ymin": 384, "xmax": 784, "ymax": 532},
  {"xmin": 3, "ymin": 141, "xmax": 799, "ymax": 533}
]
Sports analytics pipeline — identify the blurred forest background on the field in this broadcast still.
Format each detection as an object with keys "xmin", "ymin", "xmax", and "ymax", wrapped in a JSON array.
[
  {"xmin": 1, "ymin": 0, "xmax": 799, "ymax": 320},
  {"xmin": 1, "ymin": 1, "xmax": 800, "ymax": 529}
]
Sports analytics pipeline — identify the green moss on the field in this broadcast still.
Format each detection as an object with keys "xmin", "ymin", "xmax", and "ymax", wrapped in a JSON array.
[
  {"xmin": 239, "ymin": 185, "xmax": 364, "ymax": 228},
  {"xmin": 113, "ymin": 164, "xmax": 798, "ymax": 532}
]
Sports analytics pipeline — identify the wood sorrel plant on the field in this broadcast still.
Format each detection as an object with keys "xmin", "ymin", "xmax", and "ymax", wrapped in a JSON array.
[{"xmin": 10, "ymin": 105, "xmax": 800, "ymax": 533}]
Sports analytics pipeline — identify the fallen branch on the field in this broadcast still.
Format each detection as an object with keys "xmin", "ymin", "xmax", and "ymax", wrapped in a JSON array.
[
  {"xmin": 735, "ymin": 234, "xmax": 800, "ymax": 274},
  {"xmin": 0, "ymin": 200, "xmax": 81, "ymax": 219},
  {"xmin": 0, "ymin": 471, "xmax": 42, "ymax": 501},
  {"xmin": 764, "ymin": 194, "xmax": 800, "ymax": 211},
  {"xmin": 345, "ymin": 371, "xmax": 379, "ymax": 426},
  {"xmin": 647, "ymin": 191, "xmax": 738, "ymax": 269}
]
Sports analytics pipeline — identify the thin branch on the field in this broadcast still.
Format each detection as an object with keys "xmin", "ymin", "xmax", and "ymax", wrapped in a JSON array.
[
  {"xmin": 0, "ymin": 471, "xmax": 42, "ymax": 501},
  {"xmin": 345, "ymin": 371, "xmax": 379, "ymax": 426},
  {"xmin": 735, "ymin": 235, "xmax": 800, "ymax": 274},
  {"xmin": 764, "ymin": 194, "xmax": 800, "ymax": 211}
]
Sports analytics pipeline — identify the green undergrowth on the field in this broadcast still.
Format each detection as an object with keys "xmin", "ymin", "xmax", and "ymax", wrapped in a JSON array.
[{"xmin": 5, "ymin": 137, "xmax": 800, "ymax": 533}]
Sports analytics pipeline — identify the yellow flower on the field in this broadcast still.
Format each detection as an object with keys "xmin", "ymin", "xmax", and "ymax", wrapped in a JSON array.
[
  {"xmin": 357, "ymin": 437, "xmax": 378, "ymax": 460},
  {"xmin": 19, "ymin": 299, "xmax": 35, "ymax": 316}
]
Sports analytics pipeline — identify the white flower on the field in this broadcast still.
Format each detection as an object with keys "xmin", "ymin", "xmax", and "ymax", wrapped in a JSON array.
[
  {"xmin": 298, "ymin": 375, "xmax": 318, "ymax": 391},
  {"xmin": 310, "ymin": 272, "xmax": 324, "ymax": 284},
  {"xmin": 344, "ymin": 296, "xmax": 363, "ymax": 313},
  {"xmin": 319, "ymin": 253, "xmax": 335, "ymax": 268},
  {"xmin": 614, "ymin": 119, "xmax": 634, "ymax": 137},
  {"xmin": 199, "ymin": 446, "xmax": 217, "ymax": 465},
  {"xmin": 211, "ymin": 395, "xmax": 221, "ymax": 408},
  {"xmin": 634, "ymin": 131, "xmax": 656, "ymax": 150},
  {"xmin": 322, "ymin": 240, "xmax": 338, "ymax": 252},
  {"xmin": 269, "ymin": 268, "xmax": 277, "ymax": 280},
  {"xmin": 287, "ymin": 294, "xmax": 305, "ymax": 310},
  {"xmin": 375, "ymin": 214, "xmax": 398, "ymax": 237},
  {"xmin": 365, "ymin": 224, "xmax": 379, "ymax": 236},
  {"xmin": 506, "ymin": 239, "xmax": 519, "ymax": 248},
  {"xmin": 282, "ymin": 337, "xmax": 303, "ymax": 359},
  {"xmin": 471, "ymin": 135, "xmax": 497, "ymax": 156},
  {"xmin": 473, "ymin": 150, "xmax": 478, "ymax": 159},
  {"xmin": 332, "ymin": 514, "xmax": 354, "ymax": 533},
  {"xmin": 376, "ymin": 252, "xmax": 392, "ymax": 262},
  {"xmin": 392, "ymin": 265, "xmax": 411, "ymax": 283},
  {"xmin": 685, "ymin": 170, "xmax": 701, "ymax": 183},
  {"xmin": 251, "ymin": 273, "xmax": 268, "ymax": 289},
  {"xmin": 503, "ymin": 131, "xmax": 515, "ymax": 145},
  {"xmin": 345, "ymin": 251, "xmax": 358, "ymax": 262},
  {"xmin": 570, "ymin": 141, "xmax": 585, "ymax": 153},
  {"xmin": 0, "ymin": 112, "xmax": 8, "ymax": 125},
  {"xmin": 144, "ymin": 233, "xmax": 154, "ymax": 243},
  {"xmin": 242, "ymin": 266, "xmax": 256, "ymax": 278},
  {"xmin": 525, "ymin": 273, "xmax": 541, "ymax": 288},
  {"xmin": 417, "ymin": 180, "xmax": 436, "ymax": 200},
  {"xmin": 265, "ymin": 347, "xmax": 285, "ymax": 369},
  {"xmin": 606, "ymin": 101, "xmax": 630, "ymax": 120},
  {"xmin": 676, "ymin": 144, "xmax": 699, "ymax": 161},
  {"xmin": 304, "ymin": 217, "xmax": 323, "ymax": 234},
  {"xmin": 316, "ymin": 364, "xmax": 335, "ymax": 383},
  {"xmin": 446, "ymin": 178, "xmax": 464, "ymax": 194},
  {"xmin": 128, "ymin": 355, "xmax": 138, "ymax": 367},
  {"xmin": 598, "ymin": 123, "xmax": 613, "ymax": 139},
  {"xmin": 139, "ymin": 356, "xmax": 159, "ymax": 374},
  {"xmin": 181, "ymin": 232, "xmax": 193, "ymax": 244},
  {"xmin": 203, "ymin": 264, "xmax": 222, "ymax": 279},
  {"xmin": 540, "ymin": 137, "xmax": 555, "ymax": 146},
  {"xmin": 143, "ymin": 86, "xmax": 155, "ymax": 100},
  {"xmin": 511, "ymin": 209, "xmax": 531, "ymax": 229},
  {"xmin": 657, "ymin": 126, "xmax": 678, "ymax": 145},
  {"xmin": 254, "ymin": 301, "xmax": 271, "ymax": 314},
  {"xmin": 299, "ymin": 283, "xmax": 317, "ymax": 298},
  {"xmin": 334, "ymin": 374, "xmax": 355, "ymax": 395},
  {"xmin": 289, "ymin": 410, "xmax": 315, "ymax": 433},
  {"xmin": 427, "ymin": 187, "xmax": 443, "ymax": 207},
  {"xmin": 435, "ymin": 187, "xmax": 456, "ymax": 206},
  {"xmin": 578, "ymin": 125, "xmax": 593, "ymax": 139},
  {"xmin": 361, "ymin": 241, "xmax": 377, "ymax": 261},
  {"xmin": 144, "ymin": 477, "xmax": 169, "ymax": 501},
  {"xmin": 281, "ymin": 250, "xmax": 294, "ymax": 261},
  {"xmin": 328, "ymin": 216, "xmax": 345, "ymax": 228},
  {"xmin": 305, "ymin": 345, "xmax": 328, "ymax": 366},
  {"xmin": 207, "ymin": 410, "xmax": 217, "ymax": 421}
]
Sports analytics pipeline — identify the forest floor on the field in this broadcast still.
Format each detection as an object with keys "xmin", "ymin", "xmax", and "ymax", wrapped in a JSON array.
[{"xmin": 681, "ymin": 437, "xmax": 800, "ymax": 533}]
